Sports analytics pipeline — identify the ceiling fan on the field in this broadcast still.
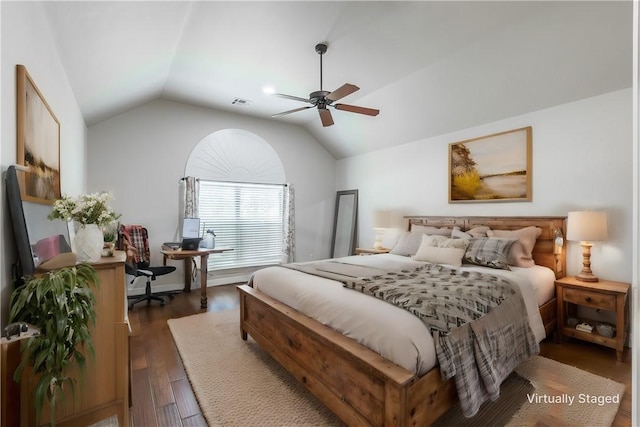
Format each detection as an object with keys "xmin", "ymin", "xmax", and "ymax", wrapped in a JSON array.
[{"xmin": 271, "ymin": 43, "xmax": 379, "ymax": 127}]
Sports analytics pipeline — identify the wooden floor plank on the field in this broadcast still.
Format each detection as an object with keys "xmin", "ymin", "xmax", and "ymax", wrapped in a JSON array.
[
  {"xmin": 156, "ymin": 403, "xmax": 184, "ymax": 427},
  {"xmin": 129, "ymin": 283, "xmax": 632, "ymax": 427},
  {"xmin": 171, "ymin": 378, "xmax": 202, "ymax": 419},
  {"xmin": 130, "ymin": 367, "xmax": 158, "ymax": 427},
  {"xmin": 129, "ymin": 334, "xmax": 148, "ymax": 371},
  {"xmin": 181, "ymin": 414, "xmax": 208, "ymax": 427}
]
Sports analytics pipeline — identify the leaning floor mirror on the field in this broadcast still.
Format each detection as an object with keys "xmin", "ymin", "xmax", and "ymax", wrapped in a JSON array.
[{"xmin": 330, "ymin": 189, "xmax": 358, "ymax": 258}]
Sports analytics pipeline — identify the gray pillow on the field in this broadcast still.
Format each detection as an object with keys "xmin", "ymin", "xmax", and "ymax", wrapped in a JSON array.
[
  {"xmin": 463, "ymin": 238, "xmax": 517, "ymax": 270},
  {"xmin": 451, "ymin": 228, "xmax": 472, "ymax": 239},
  {"xmin": 389, "ymin": 231, "xmax": 424, "ymax": 256}
]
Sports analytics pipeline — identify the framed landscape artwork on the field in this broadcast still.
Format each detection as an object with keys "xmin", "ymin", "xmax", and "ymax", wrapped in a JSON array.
[
  {"xmin": 449, "ymin": 126, "xmax": 532, "ymax": 203},
  {"xmin": 16, "ymin": 64, "xmax": 61, "ymax": 205}
]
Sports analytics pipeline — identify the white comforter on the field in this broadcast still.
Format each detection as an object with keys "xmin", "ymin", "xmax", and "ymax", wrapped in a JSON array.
[{"xmin": 250, "ymin": 254, "xmax": 553, "ymax": 375}]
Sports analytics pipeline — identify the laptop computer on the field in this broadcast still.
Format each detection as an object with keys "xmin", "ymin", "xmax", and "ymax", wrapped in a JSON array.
[{"xmin": 181, "ymin": 218, "xmax": 202, "ymax": 250}]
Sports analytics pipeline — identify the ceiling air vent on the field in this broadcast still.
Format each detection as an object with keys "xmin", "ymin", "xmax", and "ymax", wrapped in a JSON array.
[{"xmin": 230, "ymin": 98, "xmax": 252, "ymax": 107}]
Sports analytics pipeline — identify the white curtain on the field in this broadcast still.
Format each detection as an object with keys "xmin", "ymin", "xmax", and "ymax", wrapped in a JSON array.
[{"xmin": 282, "ymin": 184, "xmax": 295, "ymax": 263}]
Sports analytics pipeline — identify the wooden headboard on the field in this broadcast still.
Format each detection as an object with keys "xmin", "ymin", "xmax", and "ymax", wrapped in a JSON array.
[{"xmin": 405, "ymin": 216, "xmax": 567, "ymax": 279}]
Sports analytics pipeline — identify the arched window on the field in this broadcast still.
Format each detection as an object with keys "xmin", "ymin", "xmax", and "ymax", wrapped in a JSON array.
[{"xmin": 185, "ymin": 129, "xmax": 292, "ymax": 270}]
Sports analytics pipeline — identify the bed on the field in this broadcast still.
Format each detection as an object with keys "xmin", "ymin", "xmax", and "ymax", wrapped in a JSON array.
[{"xmin": 238, "ymin": 216, "xmax": 566, "ymax": 426}]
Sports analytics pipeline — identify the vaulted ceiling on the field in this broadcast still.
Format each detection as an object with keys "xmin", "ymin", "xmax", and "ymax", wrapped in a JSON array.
[{"xmin": 41, "ymin": 1, "xmax": 632, "ymax": 159}]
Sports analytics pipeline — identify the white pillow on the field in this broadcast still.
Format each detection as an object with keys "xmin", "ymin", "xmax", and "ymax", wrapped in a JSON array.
[{"xmin": 412, "ymin": 235, "xmax": 470, "ymax": 267}]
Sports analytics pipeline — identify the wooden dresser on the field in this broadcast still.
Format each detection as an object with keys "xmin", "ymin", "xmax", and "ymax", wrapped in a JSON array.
[{"xmin": 18, "ymin": 252, "xmax": 130, "ymax": 427}]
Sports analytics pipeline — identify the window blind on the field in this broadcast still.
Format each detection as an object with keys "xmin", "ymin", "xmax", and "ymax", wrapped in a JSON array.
[{"xmin": 198, "ymin": 180, "xmax": 284, "ymax": 270}]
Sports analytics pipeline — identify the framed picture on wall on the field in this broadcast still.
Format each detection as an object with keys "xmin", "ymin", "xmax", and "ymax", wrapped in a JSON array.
[
  {"xmin": 449, "ymin": 126, "xmax": 532, "ymax": 203},
  {"xmin": 16, "ymin": 64, "xmax": 61, "ymax": 205}
]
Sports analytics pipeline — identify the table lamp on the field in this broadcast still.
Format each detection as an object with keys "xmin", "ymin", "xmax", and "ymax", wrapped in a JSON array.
[
  {"xmin": 566, "ymin": 210, "xmax": 608, "ymax": 282},
  {"xmin": 373, "ymin": 210, "xmax": 391, "ymax": 249}
]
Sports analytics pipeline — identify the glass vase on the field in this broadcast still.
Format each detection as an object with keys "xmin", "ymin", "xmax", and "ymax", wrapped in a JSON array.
[{"xmin": 74, "ymin": 223, "xmax": 104, "ymax": 263}]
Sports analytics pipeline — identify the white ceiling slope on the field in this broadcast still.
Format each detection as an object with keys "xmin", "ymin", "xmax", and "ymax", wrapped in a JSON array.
[{"xmin": 42, "ymin": 1, "xmax": 631, "ymax": 159}]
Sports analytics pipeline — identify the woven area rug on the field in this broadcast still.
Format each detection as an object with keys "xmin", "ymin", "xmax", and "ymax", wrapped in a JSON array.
[{"xmin": 168, "ymin": 309, "xmax": 625, "ymax": 427}]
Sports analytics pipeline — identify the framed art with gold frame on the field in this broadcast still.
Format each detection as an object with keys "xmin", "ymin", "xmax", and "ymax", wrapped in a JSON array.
[
  {"xmin": 16, "ymin": 64, "xmax": 61, "ymax": 205},
  {"xmin": 449, "ymin": 126, "xmax": 532, "ymax": 203}
]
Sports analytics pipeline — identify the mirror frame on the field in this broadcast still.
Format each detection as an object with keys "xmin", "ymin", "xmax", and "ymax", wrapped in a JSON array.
[{"xmin": 330, "ymin": 189, "xmax": 358, "ymax": 258}]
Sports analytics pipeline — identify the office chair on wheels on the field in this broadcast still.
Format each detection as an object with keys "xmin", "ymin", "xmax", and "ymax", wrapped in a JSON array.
[{"xmin": 119, "ymin": 224, "xmax": 179, "ymax": 310}]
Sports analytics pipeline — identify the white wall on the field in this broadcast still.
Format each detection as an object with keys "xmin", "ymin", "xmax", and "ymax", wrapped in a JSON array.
[
  {"xmin": 87, "ymin": 99, "xmax": 336, "ymax": 289},
  {"xmin": 0, "ymin": 2, "xmax": 87, "ymax": 326},
  {"xmin": 631, "ymin": 3, "xmax": 639, "ymax": 423},
  {"xmin": 338, "ymin": 89, "xmax": 632, "ymax": 284}
]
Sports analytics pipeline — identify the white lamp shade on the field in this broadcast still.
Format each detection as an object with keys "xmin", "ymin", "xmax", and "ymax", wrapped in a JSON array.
[
  {"xmin": 566, "ymin": 211, "xmax": 608, "ymax": 242},
  {"xmin": 373, "ymin": 211, "xmax": 391, "ymax": 228}
]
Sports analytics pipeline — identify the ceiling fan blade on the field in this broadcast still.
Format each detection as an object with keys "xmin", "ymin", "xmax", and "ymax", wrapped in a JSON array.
[
  {"xmin": 334, "ymin": 103, "xmax": 380, "ymax": 116},
  {"xmin": 319, "ymin": 108, "xmax": 334, "ymax": 127},
  {"xmin": 271, "ymin": 106, "xmax": 314, "ymax": 117},
  {"xmin": 326, "ymin": 83, "xmax": 359, "ymax": 102},
  {"xmin": 273, "ymin": 93, "xmax": 312, "ymax": 103}
]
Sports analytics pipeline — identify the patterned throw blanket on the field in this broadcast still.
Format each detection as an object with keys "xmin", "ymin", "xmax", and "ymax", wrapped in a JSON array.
[{"xmin": 283, "ymin": 261, "xmax": 539, "ymax": 417}]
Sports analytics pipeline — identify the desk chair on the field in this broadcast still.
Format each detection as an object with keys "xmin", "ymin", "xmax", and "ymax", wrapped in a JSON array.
[{"xmin": 119, "ymin": 224, "xmax": 178, "ymax": 310}]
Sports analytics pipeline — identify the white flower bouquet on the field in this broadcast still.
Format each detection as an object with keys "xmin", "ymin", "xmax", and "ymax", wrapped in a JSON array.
[{"xmin": 48, "ymin": 192, "xmax": 120, "ymax": 227}]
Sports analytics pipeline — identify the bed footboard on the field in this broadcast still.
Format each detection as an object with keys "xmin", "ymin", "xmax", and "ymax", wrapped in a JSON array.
[{"xmin": 238, "ymin": 284, "xmax": 457, "ymax": 426}]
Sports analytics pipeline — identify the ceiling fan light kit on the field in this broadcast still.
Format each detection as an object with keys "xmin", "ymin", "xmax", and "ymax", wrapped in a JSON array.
[{"xmin": 272, "ymin": 43, "xmax": 379, "ymax": 127}]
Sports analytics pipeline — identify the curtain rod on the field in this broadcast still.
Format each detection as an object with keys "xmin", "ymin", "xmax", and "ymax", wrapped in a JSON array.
[{"xmin": 179, "ymin": 177, "xmax": 287, "ymax": 187}]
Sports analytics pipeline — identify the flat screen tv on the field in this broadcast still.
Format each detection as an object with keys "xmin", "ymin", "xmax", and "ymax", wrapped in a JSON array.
[{"xmin": 5, "ymin": 165, "xmax": 72, "ymax": 284}]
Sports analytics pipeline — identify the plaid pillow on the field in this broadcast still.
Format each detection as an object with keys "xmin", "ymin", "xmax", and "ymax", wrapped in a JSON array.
[{"xmin": 463, "ymin": 238, "xmax": 517, "ymax": 270}]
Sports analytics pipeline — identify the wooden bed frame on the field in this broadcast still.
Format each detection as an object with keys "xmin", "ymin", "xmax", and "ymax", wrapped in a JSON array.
[{"xmin": 238, "ymin": 216, "xmax": 566, "ymax": 426}]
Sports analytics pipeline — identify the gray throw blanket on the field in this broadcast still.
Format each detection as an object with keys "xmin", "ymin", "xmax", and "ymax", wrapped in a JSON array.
[{"xmin": 283, "ymin": 261, "xmax": 539, "ymax": 417}]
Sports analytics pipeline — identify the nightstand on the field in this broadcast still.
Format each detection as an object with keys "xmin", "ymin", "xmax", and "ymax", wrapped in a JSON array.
[
  {"xmin": 355, "ymin": 248, "xmax": 390, "ymax": 255},
  {"xmin": 555, "ymin": 276, "xmax": 630, "ymax": 361}
]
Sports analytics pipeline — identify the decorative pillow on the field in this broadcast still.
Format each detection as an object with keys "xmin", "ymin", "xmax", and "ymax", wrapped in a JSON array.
[
  {"xmin": 389, "ymin": 231, "xmax": 424, "ymax": 256},
  {"xmin": 413, "ymin": 235, "xmax": 470, "ymax": 266},
  {"xmin": 410, "ymin": 225, "xmax": 453, "ymax": 237},
  {"xmin": 467, "ymin": 226, "xmax": 490, "ymax": 238},
  {"xmin": 462, "ymin": 238, "xmax": 517, "ymax": 270},
  {"xmin": 451, "ymin": 228, "xmax": 472, "ymax": 239},
  {"xmin": 486, "ymin": 226, "xmax": 542, "ymax": 267}
]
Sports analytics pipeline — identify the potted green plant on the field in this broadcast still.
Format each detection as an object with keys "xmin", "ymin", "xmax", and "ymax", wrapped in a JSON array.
[
  {"xmin": 102, "ymin": 225, "xmax": 117, "ymax": 257},
  {"xmin": 9, "ymin": 263, "xmax": 100, "ymax": 426}
]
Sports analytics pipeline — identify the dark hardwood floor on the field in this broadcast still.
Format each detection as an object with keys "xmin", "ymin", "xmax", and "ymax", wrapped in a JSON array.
[{"xmin": 128, "ymin": 285, "xmax": 632, "ymax": 427}]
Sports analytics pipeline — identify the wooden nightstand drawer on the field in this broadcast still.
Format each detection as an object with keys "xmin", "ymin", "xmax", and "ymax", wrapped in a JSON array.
[{"xmin": 563, "ymin": 288, "xmax": 616, "ymax": 311}]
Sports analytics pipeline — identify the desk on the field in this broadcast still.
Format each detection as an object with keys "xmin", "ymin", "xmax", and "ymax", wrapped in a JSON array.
[{"xmin": 162, "ymin": 247, "xmax": 233, "ymax": 308}]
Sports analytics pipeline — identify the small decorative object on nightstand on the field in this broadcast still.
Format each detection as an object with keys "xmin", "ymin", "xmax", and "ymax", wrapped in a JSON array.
[
  {"xmin": 555, "ymin": 276, "xmax": 629, "ymax": 361},
  {"xmin": 355, "ymin": 247, "xmax": 390, "ymax": 255}
]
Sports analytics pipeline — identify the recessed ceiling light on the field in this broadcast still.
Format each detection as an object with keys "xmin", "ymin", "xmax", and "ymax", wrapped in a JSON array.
[{"xmin": 262, "ymin": 86, "xmax": 276, "ymax": 95}]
